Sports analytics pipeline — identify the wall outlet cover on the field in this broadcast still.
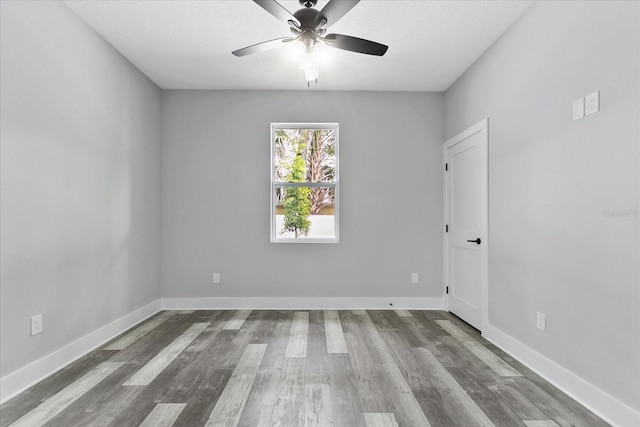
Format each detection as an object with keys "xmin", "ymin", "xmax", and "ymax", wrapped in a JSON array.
[
  {"xmin": 213, "ymin": 273, "xmax": 220, "ymax": 284},
  {"xmin": 536, "ymin": 312, "xmax": 546, "ymax": 332},
  {"xmin": 31, "ymin": 314, "xmax": 43, "ymax": 336},
  {"xmin": 411, "ymin": 273, "xmax": 419, "ymax": 284}
]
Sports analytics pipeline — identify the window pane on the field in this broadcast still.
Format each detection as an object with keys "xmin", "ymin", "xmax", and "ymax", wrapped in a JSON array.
[
  {"xmin": 274, "ymin": 186, "xmax": 336, "ymax": 239},
  {"xmin": 274, "ymin": 128, "xmax": 336, "ymax": 183}
]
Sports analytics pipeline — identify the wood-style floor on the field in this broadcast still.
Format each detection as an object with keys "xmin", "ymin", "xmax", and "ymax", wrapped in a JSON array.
[{"xmin": 1, "ymin": 310, "xmax": 608, "ymax": 427}]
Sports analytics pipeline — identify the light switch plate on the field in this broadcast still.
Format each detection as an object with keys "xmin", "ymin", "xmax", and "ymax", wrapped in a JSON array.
[
  {"xmin": 585, "ymin": 91, "xmax": 600, "ymax": 116},
  {"xmin": 411, "ymin": 273, "xmax": 419, "ymax": 284},
  {"xmin": 572, "ymin": 97, "xmax": 584, "ymax": 120}
]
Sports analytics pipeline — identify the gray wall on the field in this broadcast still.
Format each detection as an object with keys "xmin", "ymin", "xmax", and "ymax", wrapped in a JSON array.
[
  {"xmin": 0, "ymin": 1, "xmax": 162, "ymax": 376},
  {"xmin": 445, "ymin": 0, "xmax": 639, "ymax": 411},
  {"xmin": 161, "ymin": 91, "xmax": 443, "ymax": 299}
]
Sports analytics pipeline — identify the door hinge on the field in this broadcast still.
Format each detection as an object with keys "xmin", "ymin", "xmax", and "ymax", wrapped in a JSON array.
[
  {"xmin": 446, "ymin": 286, "xmax": 449, "ymax": 294},
  {"xmin": 445, "ymin": 163, "xmax": 448, "ymax": 171},
  {"xmin": 445, "ymin": 224, "xmax": 448, "ymax": 232}
]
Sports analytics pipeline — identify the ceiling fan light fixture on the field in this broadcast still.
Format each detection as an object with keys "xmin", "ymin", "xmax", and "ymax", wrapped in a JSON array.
[
  {"xmin": 303, "ymin": 50, "xmax": 319, "ymax": 83},
  {"xmin": 289, "ymin": 40, "xmax": 305, "ymax": 62}
]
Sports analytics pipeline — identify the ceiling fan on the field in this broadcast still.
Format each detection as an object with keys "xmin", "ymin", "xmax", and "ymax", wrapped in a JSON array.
[{"xmin": 232, "ymin": 0, "xmax": 388, "ymax": 84}]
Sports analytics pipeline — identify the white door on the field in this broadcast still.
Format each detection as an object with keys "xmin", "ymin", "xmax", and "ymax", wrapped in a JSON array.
[{"xmin": 444, "ymin": 119, "xmax": 488, "ymax": 331}]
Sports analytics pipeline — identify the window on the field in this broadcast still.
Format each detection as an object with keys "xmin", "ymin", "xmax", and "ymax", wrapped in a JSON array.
[{"xmin": 271, "ymin": 123, "xmax": 339, "ymax": 243}]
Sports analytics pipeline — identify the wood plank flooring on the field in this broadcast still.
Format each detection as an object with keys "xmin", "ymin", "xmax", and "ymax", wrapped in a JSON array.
[{"xmin": 0, "ymin": 310, "xmax": 609, "ymax": 427}]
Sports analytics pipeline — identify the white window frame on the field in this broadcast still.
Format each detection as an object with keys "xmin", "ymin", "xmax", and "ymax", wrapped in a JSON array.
[{"xmin": 270, "ymin": 123, "xmax": 339, "ymax": 243}]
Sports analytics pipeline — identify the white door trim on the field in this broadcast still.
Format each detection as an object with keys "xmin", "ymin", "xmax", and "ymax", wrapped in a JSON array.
[{"xmin": 443, "ymin": 118, "xmax": 489, "ymax": 332}]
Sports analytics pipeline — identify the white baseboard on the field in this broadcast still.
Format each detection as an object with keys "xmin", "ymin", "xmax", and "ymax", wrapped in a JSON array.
[
  {"xmin": 161, "ymin": 296, "xmax": 444, "ymax": 310},
  {"xmin": 482, "ymin": 323, "xmax": 640, "ymax": 427},
  {"xmin": 0, "ymin": 299, "xmax": 162, "ymax": 404}
]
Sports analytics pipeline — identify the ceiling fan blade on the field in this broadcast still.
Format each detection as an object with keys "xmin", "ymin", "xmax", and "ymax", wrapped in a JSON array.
[
  {"xmin": 322, "ymin": 34, "xmax": 388, "ymax": 56},
  {"xmin": 254, "ymin": 0, "xmax": 300, "ymax": 27},
  {"xmin": 320, "ymin": 0, "xmax": 359, "ymax": 27},
  {"xmin": 232, "ymin": 37, "xmax": 295, "ymax": 57}
]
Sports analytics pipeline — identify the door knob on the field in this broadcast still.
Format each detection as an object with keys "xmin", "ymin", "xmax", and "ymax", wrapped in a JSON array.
[{"xmin": 467, "ymin": 238, "xmax": 481, "ymax": 245}]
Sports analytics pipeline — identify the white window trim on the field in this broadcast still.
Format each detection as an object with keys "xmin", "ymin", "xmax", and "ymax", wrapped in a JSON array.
[{"xmin": 270, "ymin": 123, "xmax": 339, "ymax": 243}]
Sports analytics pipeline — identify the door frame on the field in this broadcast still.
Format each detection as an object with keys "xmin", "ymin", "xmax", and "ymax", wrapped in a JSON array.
[{"xmin": 443, "ymin": 118, "xmax": 489, "ymax": 333}]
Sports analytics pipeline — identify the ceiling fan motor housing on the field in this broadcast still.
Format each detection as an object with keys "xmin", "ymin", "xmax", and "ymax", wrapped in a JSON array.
[{"xmin": 293, "ymin": 8, "xmax": 326, "ymax": 31}]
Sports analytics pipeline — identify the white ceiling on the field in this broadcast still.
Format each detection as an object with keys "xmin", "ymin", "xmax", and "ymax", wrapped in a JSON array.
[{"xmin": 62, "ymin": 0, "xmax": 533, "ymax": 91}]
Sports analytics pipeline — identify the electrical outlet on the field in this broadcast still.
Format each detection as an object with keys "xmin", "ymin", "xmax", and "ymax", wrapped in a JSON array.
[
  {"xmin": 31, "ymin": 314, "xmax": 43, "ymax": 336},
  {"xmin": 212, "ymin": 273, "xmax": 220, "ymax": 284},
  {"xmin": 411, "ymin": 273, "xmax": 419, "ymax": 284},
  {"xmin": 585, "ymin": 90, "xmax": 600, "ymax": 116},
  {"xmin": 536, "ymin": 312, "xmax": 546, "ymax": 332}
]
